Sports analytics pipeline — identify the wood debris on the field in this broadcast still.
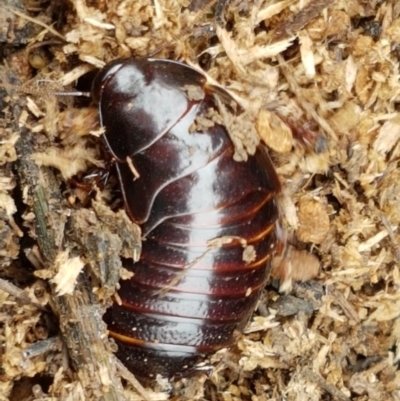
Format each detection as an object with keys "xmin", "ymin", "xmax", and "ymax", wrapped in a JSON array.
[{"xmin": 1, "ymin": 0, "xmax": 400, "ymax": 400}]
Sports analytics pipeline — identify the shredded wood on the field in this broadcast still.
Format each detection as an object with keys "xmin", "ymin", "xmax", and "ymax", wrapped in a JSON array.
[
  {"xmin": 2, "ymin": 0, "xmax": 400, "ymax": 400},
  {"xmin": 51, "ymin": 252, "xmax": 85, "ymax": 296}
]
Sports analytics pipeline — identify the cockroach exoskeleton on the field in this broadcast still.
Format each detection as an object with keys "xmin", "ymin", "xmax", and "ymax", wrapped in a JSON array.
[{"xmin": 91, "ymin": 58, "xmax": 281, "ymax": 379}]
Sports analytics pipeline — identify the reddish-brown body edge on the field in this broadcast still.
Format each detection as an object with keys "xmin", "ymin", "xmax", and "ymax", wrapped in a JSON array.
[{"xmin": 92, "ymin": 58, "xmax": 281, "ymax": 379}]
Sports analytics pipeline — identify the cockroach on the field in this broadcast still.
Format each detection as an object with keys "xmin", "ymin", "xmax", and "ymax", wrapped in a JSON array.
[{"xmin": 92, "ymin": 58, "xmax": 281, "ymax": 379}]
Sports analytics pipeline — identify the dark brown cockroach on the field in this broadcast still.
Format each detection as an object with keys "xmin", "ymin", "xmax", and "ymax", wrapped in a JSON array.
[{"xmin": 92, "ymin": 58, "xmax": 281, "ymax": 379}]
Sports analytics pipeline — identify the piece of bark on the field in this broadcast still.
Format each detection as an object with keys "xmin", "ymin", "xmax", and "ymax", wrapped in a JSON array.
[{"xmin": 13, "ymin": 103, "xmax": 129, "ymax": 401}]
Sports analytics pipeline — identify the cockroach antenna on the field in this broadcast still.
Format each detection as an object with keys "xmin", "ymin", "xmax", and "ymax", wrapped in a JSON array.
[
  {"xmin": 35, "ymin": 79, "xmax": 91, "ymax": 98},
  {"xmin": 52, "ymin": 90, "xmax": 91, "ymax": 97}
]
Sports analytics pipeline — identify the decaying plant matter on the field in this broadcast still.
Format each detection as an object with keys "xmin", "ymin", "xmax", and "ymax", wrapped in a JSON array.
[{"xmin": 1, "ymin": 0, "xmax": 400, "ymax": 400}]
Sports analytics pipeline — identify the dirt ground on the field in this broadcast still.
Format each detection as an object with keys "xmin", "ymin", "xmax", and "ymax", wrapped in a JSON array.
[{"xmin": 1, "ymin": 0, "xmax": 400, "ymax": 400}]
